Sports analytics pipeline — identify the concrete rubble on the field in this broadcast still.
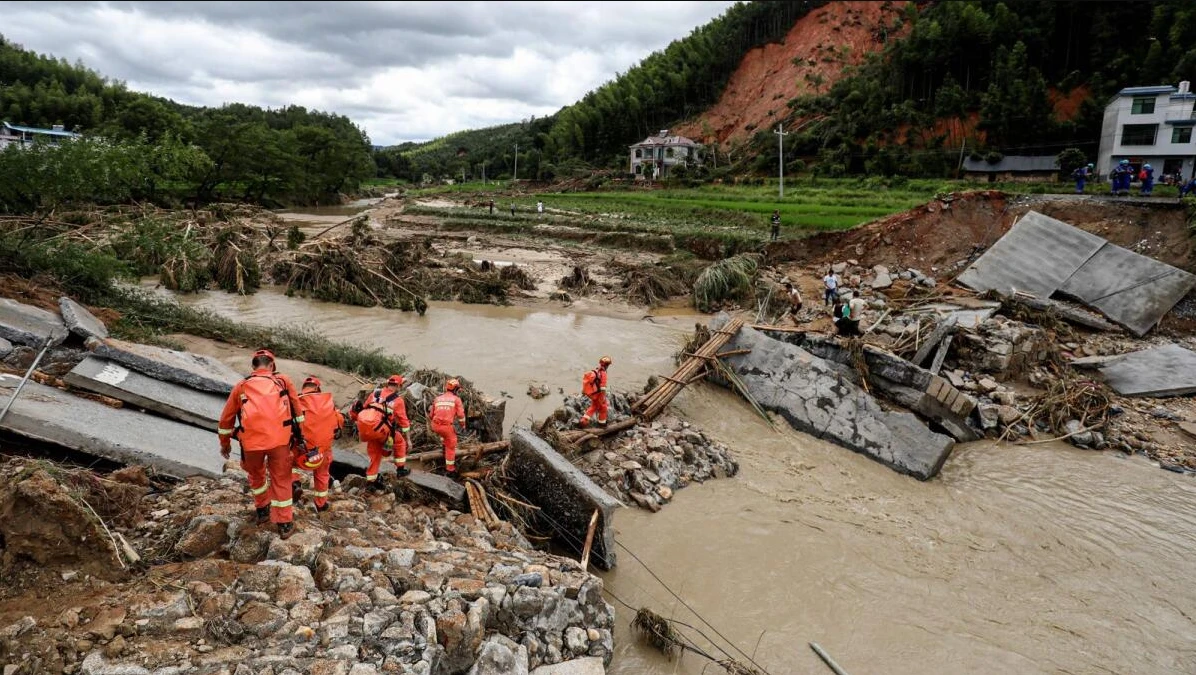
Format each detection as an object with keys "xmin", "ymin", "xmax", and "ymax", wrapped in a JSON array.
[
  {"xmin": 0, "ymin": 457, "xmax": 615, "ymax": 674},
  {"xmin": 90, "ymin": 337, "xmax": 242, "ymax": 395},
  {"xmin": 957, "ymin": 210, "xmax": 1196, "ymax": 335},
  {"xmin": 64, "ymin": 356, "xmax": 226, "ymax": 429},
  {"xmin": 504, "ymin": 429, "xmax": 622, "ymax": 570},
  {"xmin": 0, "ymin": 373, "xmax": 224, "ymax": 477},
  {"xmin": 712, "ymin": 315, "xmax": 956, "ymax": 480},
  {"xmin": 0, "ymin": 297, "xmax": 68, "ymax": 347},
  {"xmin": 58, "ymin": 297, "xmax": 109, "ymax": 341},
  {"xmin": 1096, "ymin": 343, "xmax": 1196, "ymax": 397}
]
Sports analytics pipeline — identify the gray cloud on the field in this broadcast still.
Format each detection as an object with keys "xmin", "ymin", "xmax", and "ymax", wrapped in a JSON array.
[{"xmin": 1, "ymin": 1, "xmax": 735, "ymax": 144}]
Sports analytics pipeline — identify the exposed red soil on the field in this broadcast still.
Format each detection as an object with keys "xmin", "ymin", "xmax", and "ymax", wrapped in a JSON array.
[
  {"xmin": 766, "ymin": 191, "xmax": 1195, "ymax": 276},
  {"xmin": 1051, "ymin": 85, "xmax": 1090, "ymax": 122},
  {"xmin": 675, "ymin": 1, "xmax": 907, "ymax": 147}
]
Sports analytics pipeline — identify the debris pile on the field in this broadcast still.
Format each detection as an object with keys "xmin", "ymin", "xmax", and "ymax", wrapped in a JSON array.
[
  {"xmin": 0, "ymin": 457, "xmax": 615, "ymax": 675},
  {"xmin": 539, "ymin": 393, "xmax": 739, "ymax": 512}
]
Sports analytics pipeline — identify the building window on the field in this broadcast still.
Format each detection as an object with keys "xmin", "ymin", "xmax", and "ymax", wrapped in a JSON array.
[
  {"xmin": 666, "ymin": 147, "xmax": 674, "ymax": 158},
  {"xmin": 635, "ymin": 164, "xmax": 642, "ymax": 174},
  {"xmin": 634, "ymin": 148, "xmax": 642, "ymax": 158},
  {"xmin": 1131, "ymin": 97, "xmax": 1156, "ymax": 114},
  {"xmin": 1121, "ymin": 124, "xmax": 1158, "ymax": 145},
  {"xmin": 1172, "ymin": 127, "xmax": 1193, "ymax": 143}
]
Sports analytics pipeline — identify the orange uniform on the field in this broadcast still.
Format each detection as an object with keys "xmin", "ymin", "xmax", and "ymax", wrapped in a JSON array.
[
  {"xmin": 295, "ymin": 390, "xmax": 343, "ymax": 508},
  {"xmin": 351, "ymin": 388, "xmax": 411, "ymax": 483},
  {"xmin": 581, "ymin": 366, "xmax": 609, "ymax": 426},
  {"xmin": 218, "ymin": 368, "xmax": 303, "ymax": 524},
  {"xmin": 431, "ymin": 391, "xmax": 466, "ymax": 471}
]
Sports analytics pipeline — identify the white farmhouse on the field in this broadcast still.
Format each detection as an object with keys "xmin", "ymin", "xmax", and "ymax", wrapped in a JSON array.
[
  {"xmin": 1097, "ymin": 82, "xmax": 1196, "ymax": 181},
  {"xmin": 628, "ymin": 130, "xmax": 701, "ymax": 180}
]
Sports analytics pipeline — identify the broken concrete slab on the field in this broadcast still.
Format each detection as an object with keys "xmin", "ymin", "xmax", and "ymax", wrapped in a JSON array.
[
  {"xmin": 404, "ymin": 471, "xmax": 466, "ymax": 508},
  {"xmin": 957, "ymin": 211, "xmax": 1106, "ymax": 299},
  {"xmin": 1009, "ymin": 296, "xmax": 1120, "ymax": 332},
  {"xmin": 0, "ymin": 373, "xmax": 224, "ymax": 477},
  {"xmin": 529, "ymin": 658, "xmax": 605, "ymax": 675},
  {"xmin": 64, "ymin": 356, "xmax": 226, "ymax": 429},
  {"xmin": 723, "ymin": 321, "xmax": 955, "ymax": 479},
  {"xmin": 1097, "ymin": 343, "xmax": 1196, "ymax": 397},
  {"xmin": 58, "ymin": 297, "xmax": 108, "ymax": 341},
  {"xmin": 0, "ymin": 298, "xmax": 68, "ymax": 348},
  {"xmin": 1178, "ymin": 422, "xmax": 1196, "ymax": 440},
  {"xmin": 89, "ymin": 337, "xmax": 241, "ymax": 395},
  {"xmin": 1058, "ymin": 244, "xmax": 1196, "ymax": 336},
  {"xmin": 505, "ymin": 427, "xmax": 621, "ymax": 569},
  {"xmin": 759, "ymin": 328, "xmax": 978, "ymax": 443},
  {"xmin": 0, "ymin": 337, "xmax": 11, "ymax": 359}
]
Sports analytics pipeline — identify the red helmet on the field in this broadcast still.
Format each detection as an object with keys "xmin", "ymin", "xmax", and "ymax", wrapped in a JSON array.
[
  {"xmin": 253, "ymin": 349, "xmax": 275, "ymax": 360},
  {"xmin": 298, "ymin": 448, "xmax": 326, "ymax": 470},
  {"xmin": 445, "ymin": 378, "xmax": 461, "ymax": 392},
  {"xmin": 302, "ymin": 376, "xmax": 322, "ymax": 390},
  {"xmin": 386, "ymin": 374, "xmax": 405, "ymax": 388}
]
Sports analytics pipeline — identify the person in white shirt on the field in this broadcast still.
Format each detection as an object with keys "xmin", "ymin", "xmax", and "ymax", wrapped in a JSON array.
[
  {"xmin": 822, "ymin": 268, "xmax": 840, "ymax": 306},
  {"xmin": 536, "ymin": 200, "xmax": 544, "ymax": 214}
]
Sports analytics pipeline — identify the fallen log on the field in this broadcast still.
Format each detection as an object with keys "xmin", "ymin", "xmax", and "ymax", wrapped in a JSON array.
[{"xmin": 405, "ymin": 439, "xmax": 510, "ymax": 463}]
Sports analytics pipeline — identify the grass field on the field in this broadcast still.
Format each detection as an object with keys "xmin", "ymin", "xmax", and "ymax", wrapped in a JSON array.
[{"xmin": 400, "ymin": 176, "xmax": 1189, "ymax": 257}]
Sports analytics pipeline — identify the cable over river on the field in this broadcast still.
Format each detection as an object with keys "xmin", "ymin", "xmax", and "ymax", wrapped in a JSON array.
[{"xmin": 168, "ymin": 286, "xmax": 1196, "ymax": 675}]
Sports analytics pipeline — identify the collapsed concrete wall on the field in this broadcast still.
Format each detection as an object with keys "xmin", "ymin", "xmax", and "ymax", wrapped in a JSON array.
[
  {"xmin": 713, "ymin": 317, "xmax": 955, "ymax": 480},
  {"xmin": 952, "ymin": 316, "xmax": 1051, "ymax": 380},
  {"xmin": 504, "ymin": 428, "xmax": 621, "ymax": 569}
]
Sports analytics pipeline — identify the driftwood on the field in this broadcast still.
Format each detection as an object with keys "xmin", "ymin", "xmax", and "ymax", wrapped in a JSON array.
[
  {"xmin": 405, "ymin": 439, "xmax": 510, "ymax": 463},
  {"xmin": 579, "ymin": 509, "xmax": 600, "ymax": 569}
]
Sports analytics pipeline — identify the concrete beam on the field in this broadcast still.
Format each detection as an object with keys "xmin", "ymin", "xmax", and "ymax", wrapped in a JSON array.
[
  {"xmin": 404, "ymin": 471, "xmax": 466, "ymax": 509},
  {"xmin": 64, "ymin": 356, "xmax": 226, "ymax": 429},
  {"xmin": 505, "ymin": 427, "xmax": 621, "ymax": 569},
  {"xmin": 0, "ymin": 298, "xmax": 67, "ymax": 347},
  {"xmin": 58, "ymin": 297, "xmax": 108, "ymax": 341},
  {"xmin": 89, "ymin": 337, "xmax": 241, "ymax": 395},
  {"xmin": 0, "ymin": 373, "xmax": 224, "ymax": 478},
  {"xmin": 719, "ymin": 321, "xmax": 956, "ymax": 479}
]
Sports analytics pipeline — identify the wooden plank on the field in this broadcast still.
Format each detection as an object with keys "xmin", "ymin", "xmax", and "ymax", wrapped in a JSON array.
[
  {"xmin": 911, "ymin": 316, "xmax": 956, "ymax": 366},
  {"xmin": 928, "ymin": 334, "xmax": 954, "ymax": 375}
]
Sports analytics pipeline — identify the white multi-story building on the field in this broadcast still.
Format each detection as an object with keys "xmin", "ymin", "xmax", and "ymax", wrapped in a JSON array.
[
  {"xmin": 0, "ymin": 121, "xmax": 82, "ymax": 150},
  {"xmin": 1097, "ymin": 82, "xmax": 1196, "ymax": 181}
]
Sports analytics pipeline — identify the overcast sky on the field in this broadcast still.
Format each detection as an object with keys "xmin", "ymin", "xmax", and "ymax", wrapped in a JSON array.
[{"xmin": 0, "ymin": 1, "xmax": 735, "ymax": 145}]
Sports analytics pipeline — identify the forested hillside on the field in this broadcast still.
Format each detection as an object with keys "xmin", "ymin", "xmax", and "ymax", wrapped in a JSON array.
[
  {"xmin": 0, "ymin": 35, "xmax": 373, "ymax": 208},
  {"xmin": 406, "ymin": 0, "xmax": 1196, "ymax": 180}
]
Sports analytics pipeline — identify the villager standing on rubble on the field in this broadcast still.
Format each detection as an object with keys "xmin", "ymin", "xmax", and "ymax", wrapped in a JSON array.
[
  {"xmin": 351, "ymin": 375, "xmax": 412, "ymax": 488},
  {"xmin": 784, "ymin": 281, "xmax": 803, "ymax": 325},
  {"xmin": 294, "ymin": 376, "xmax": 343, "ymax": 512},
  {"xmin": 218, "ymin": 349, "xmax": 304, "ymax": 539},
  {"xmin": 431, "ymin": 379, "xmax": 467, "ymax": 474},
  {"xmin": 770, "ymin": 210, "xmax": 782, "ymax": 241},
  {"xmin": 823, "ymin": 268, "xmax": 840, "ymax": 306},
  {"xmin": 580, "ymin": 356, "xmax": 612, "ymax": 428}
]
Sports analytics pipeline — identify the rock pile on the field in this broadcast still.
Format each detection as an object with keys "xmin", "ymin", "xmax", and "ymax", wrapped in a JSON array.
[
  {"xmin": 953, "ymin": 316, "xmax": 1050, "ymax": 378},
  {"xmin": 0, "ymin": 458, "xmax": 614, "ymax": 675},
  {"xmin": 546, "ymin": 394, "xmax": 739, "ymax": 511}
]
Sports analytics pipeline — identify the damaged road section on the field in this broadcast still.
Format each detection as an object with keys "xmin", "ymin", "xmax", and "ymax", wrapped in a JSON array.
[
  {"xmin": 1096, "ymin": 343, "xmax": 1196, "ymax": 397},
  {"xmin": 712, "ymin": 316, "xmax": 955, "ymax": 480},
  {"xmin": 958, "ymin": 210, "xmax": 1196, "ymax": 336}
]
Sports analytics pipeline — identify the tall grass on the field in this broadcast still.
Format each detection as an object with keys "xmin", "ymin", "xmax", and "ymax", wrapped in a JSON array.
[{"xmin": 693, "ymin": 254, "xmax": 760, "ymax": 312}]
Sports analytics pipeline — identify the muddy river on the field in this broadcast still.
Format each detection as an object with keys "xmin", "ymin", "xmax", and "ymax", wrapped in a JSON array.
[{"xmin": 166, "ymin": 283, "xmax": 1196, "ymax": 674}]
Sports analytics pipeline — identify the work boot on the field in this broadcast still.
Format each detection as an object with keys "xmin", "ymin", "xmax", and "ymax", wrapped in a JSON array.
[
  {"xmin": 578, "ymin": 417, "xmax": 590, "ymax": 429},
  {"xmin": 597, "ymin": 419, "xmax": 608, "ymax": 428},
  {"xmin": 394, "ymin": 465, "xmax": 410, "ymax": 478},
  {"xmin": 292, "ymin": 481, "xmax": 304, "ymax": 503},
  {"xmin": 315, "ymin": 503, "xmax": 329, "ymax": 513},
  {"xmin": 366, "ymin": 478, "xmax": 384, "ymax": 493},
  {"xmin": 278, "ymin": 522, "xmax": 295, "ymax": 540},
  {"xmin": 255, "ymin": 506, "xmax": 270, "ymax": 525},
  {"xmin": 444, "ymin": 464, "xmax": 457, "ymax": 475}
]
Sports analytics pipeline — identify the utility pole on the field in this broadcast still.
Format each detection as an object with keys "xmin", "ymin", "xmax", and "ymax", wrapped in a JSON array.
[
  {"xmin": 513, "ymin": 143, "xmax": 519, "ymax": 181},
  {"xmin": 774, "ymin": 123, "xmax": 789, "ymax": 199},
  {"xmin": 482, "ymin": 160, "xmax": 486, "ymax": 185}
]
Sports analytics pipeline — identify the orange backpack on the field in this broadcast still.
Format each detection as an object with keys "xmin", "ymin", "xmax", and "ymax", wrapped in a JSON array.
[
  {"xmin": 581, "ymin": 369, "xmax": 601, "ymax": 396},
  {"xmin": 355, "ymin": 392, "xmax": 397, "ymax": 443},
  {"xmin": 238, "ymin": 374, "xmax": 292, "ymax": 448}
]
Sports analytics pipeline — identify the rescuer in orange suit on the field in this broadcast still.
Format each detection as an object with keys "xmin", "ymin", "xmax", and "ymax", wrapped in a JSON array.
[
  {"xmin": 579, "ymin": 356, "xmax": 612, "ymax": 428},
  {"xmin": 293, "ymin": 376, "xmax": 343, "ymax": 512},
  {"xmin": 218, "ymin": 349, "xmax": 304, "ymax": 539},
  {"xmin": 350, "ymin": 375, "xmax": 411, "ymax": 488},
  {"xmin": 431, "ymin": 379, "xmax": 467, "ymax": 474}
]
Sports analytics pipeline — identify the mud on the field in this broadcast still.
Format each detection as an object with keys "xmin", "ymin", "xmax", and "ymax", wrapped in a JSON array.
[{"xmin": 605, "ymin": 386, "xmax": 1196, "ymax": 674}]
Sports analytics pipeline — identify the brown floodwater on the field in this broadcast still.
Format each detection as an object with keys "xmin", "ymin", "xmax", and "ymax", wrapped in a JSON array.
[{"xmin": 164, "ymin": 286, "xmax": 1196, "ymax": 675}]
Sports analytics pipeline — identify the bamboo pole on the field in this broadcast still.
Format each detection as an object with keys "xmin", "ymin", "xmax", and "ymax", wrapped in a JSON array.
[
  {"xmin": 633, "ymin": 317, "xmax": 743, "ymax": 420},
  {"xmin": 579, "ymin": 509, "xmax": 600, "ymax": 569}
]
